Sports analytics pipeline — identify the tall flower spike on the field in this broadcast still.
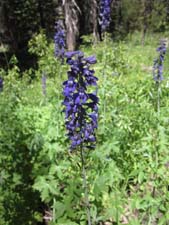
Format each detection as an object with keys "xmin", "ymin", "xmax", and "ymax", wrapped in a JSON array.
[
  {"xmin": 42, "ymin": 73, "xmax": 46, "ymax": 96},
  {"xmin": 153, "ymin": 40, "xmax": 166, "ymax": 82},
  {"xmin": 99, "ymin": 0, "xmax": 111, "ymax": 32},
  {"xmin": 63, "ymin": 51, "xmax": 99, "ymax": 150},
  {"xmin": 54, "ymin": 20, "xmax": 65, "ymax": 63},
  {"xmin": 0, "ymin": 77, "xmax": 3, "ymax": 92}
]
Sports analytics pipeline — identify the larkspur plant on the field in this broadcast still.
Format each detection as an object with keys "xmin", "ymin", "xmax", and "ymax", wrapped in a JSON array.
[
  {"xmin": 0, "ymin": 77, "xmax": 3, "ymax": 92},
  {"xmin": 63, "ymin": 51, "xmax": 99, "ymax": 150},
  {"xmin": 62, "ymin": 51, "xmax": 98, "ymax": 225},
  {"xmin": 54, "ymin": 21, "xmax": 65, "ymax": 63},
  {"xmin": 42, "ymin": 73, "xmax": 46, "ymax": 96},
  {"xmin": 153, "ymin": 40, "xmax": 166, "ymax": 82},
  {"xmin": 99, "ymin": 0, "xmax": 111, "ymax": 32},
  {"xmin": 151, "ymin": 40, "xmax": 167, "ymax": 199}
]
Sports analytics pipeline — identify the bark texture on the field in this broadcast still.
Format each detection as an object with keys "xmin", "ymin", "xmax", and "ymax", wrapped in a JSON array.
[{"xmin": 63, "ymin": 0, "xmax": 80, "ymax": 51}]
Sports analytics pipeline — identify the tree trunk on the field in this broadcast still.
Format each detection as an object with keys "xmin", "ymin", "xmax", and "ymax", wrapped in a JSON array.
[
  {"xmin": 166, "ymin": 0, "xmax": 169, "ymax": 23},
  {"xmin": 0, "ymin": 0, "xmax": 6, "ymax": 42},
  {"xmin": 141, "ymin": 0, "xmax": 153, "ymax": 46},
  {"xmin": 78, "ymin": 0, "xmax": 99, "ymax": 43},
  {"xmin": 92, "ymin": 0, "xmax": 99, "ymax": 43},
  {"xmin": 38, "ymin": 0, "xmax": 45, "ymax": 29},
  {"xmin": 63, "ymin": 0, "xmax": 80, "ymax": 51}
]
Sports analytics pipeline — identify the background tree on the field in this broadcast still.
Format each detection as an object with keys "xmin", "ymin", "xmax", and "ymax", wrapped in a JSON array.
[
  {"xmin": 0, "ymin": 0, "xmax": 169, "ymax": 68},
  {"xmin": 63, "ymin": 0, "xmax": 80, "ymax": 51},
  {"xmin": 0, "ymin": 0, "xmax": 6, "ymax": 44},
  {"xmin": 79, "ymin": 0, "xmax": 99, "ymax": 43},
  {"xmin": 141, "ymin": 0, "xmax": 153, "ymax": 45}
]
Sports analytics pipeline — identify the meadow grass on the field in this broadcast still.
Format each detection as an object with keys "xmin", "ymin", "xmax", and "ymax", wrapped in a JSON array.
[{"xmin": 0, "ymin": 32, "xmax": 169, "ymax": 224}]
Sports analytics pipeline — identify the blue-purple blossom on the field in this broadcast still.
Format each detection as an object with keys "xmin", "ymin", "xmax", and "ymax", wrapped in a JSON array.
[
  {"xmin": 42, "ymin": 73, "xmax": 46, "ymax": 96},
  {"xmin": 63, "ymin": 51, "xmax": 99, "ymax": 150},
  {"xmin": 54, "ymin": 21, "xmax": 65, "ymax": 63},
  {"xmin": 99, "ymin": 0, "xmax": 111, "ymax": 32},
  {"xmin": 0, "ymin": 77, "xmax": 3, "ymax": 92},
  {"xmin": 153, "ymin": 40, "xmax": 166, "ymax": 82}
]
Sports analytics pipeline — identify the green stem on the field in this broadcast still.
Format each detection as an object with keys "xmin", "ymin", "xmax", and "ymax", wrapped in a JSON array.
[
  {"xmin": 80, "ymin": 145, "xmax": 92, "ymax": 225},
  {"xmin": 103, "ymin": 33, "xmax": 107, "ymax": 131},
  {"xmin": 42, "ymin": 71, "xmax": 47, "ymax": 105},
  {"xmin": 58, "ymin": 61, "xmax": 63, "ymax": 80},
  {"xmin": 115, "ymin": 189, "xmax": 119, "ymax": 224},
  {"xmin": 157, "ymin": 82, "xmax": 160, "ymax": 118},
  {"xmin": 53, "ymin": 198, "xmax": 56, "ymax": 222},
  {"xmin": 152, "ymin": 82, "xmax": 161, "ymax": 197}
]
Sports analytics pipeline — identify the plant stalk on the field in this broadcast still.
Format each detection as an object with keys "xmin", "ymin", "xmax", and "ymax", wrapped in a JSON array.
[
  {"xmin": 103, "ymin": 33, "xmax": 107, "ymax": 131},
  {"xmin": 80, "ymin": 145, "xmax": 92, "ymax": 225},
  {"xmin": 152, "ymin": 81, "xmax": 161, "ymax": 197}
]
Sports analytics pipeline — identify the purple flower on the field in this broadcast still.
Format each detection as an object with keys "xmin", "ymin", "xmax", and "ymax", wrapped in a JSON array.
[
  {"xmin": 42, "ymin": 73, "xmax": 46, "ymax": 96},
  {"xmin": 54, "ymin": 21, "xmax": 65, "ymax": 63},
  {"xmin": 84, "ymin": 56, "xmax": 97, "ymax": 64},
  {"xmin": 99, "ymin": 0, "xmax": 111, "ymax": 32},
  {"xmin": 63, "ymin": 78, "xmax": 77, "ymax": 96},
  {"xmin": 65, "ymin": 51, "xmax": 82, "ymax": 59},
  {"xmin": 63, "ymin": 51, "xmax": 99, "ymax": 150},
  {"xmin": 153, "ymin": 40, "xmax": 166, "ymax": 82},
  {"xmin": 0, "ymin": 77, "xmax": 3, "ymax": 92}
]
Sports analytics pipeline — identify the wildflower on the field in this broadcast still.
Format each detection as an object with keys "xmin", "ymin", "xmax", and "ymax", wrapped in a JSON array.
[
  {"xmin": 153, "ymin": 40, "xmax": 166, "ymax": 82},
  {"xmin": 54, "ymin": 21, "xmax": 65, "ymax": 63},
  {"xmin": 63, "ymin": 51, "xmax": 99, "ymax": 150},
  {"xmin": 42, "ymin": 73, "xmax": 46, "ymax": 96},
  {"xmin": 0, "ymin": 77, "xmax": 3, "ymax": 92},
  {"xmin": 99, "ymin": 0, "xmax": 111, "ymax": 32}
]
